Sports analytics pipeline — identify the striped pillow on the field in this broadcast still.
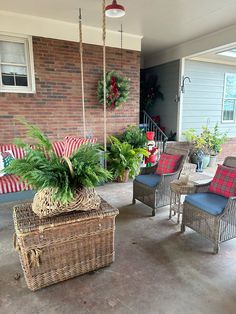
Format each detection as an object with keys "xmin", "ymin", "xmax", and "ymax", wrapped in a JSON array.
[
  {"xmin": 0, "ymin": 144, "xmax": 25, "ymax": 159},
  {"xmin": 52, "ymin": 141, "xmax": 65, "ymax": 157},
  {"xmin": 63, "ymin": 137, "xmax": 97, "ymax": 157},
  {"xmin": 209, "ymin": 164, "xmax": 236, "ymax": 198}
]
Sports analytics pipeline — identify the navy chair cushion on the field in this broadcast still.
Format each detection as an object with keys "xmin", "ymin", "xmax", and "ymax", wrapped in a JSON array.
[
  {"xmin": 135, "ymin": 174, "xmax": 161, "ymax": 187},
  {"xmin": 185, "ymin": 192, "xmax": 228, "ymax": 216}
]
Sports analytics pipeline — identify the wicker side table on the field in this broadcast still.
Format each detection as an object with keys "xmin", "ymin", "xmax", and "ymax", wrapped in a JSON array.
[{"xmin": 169, "ymin": 180, "xmax": 196, "ymax": 224}]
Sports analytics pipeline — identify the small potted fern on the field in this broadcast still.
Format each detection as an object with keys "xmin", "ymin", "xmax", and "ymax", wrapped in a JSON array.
[
  {"xmin": 5, "ymin": 122, "xmax": 112, "ymax": 218},
  {"xmin": 107, "ymin": 136, "xmax": 148, "ymax": 183}
]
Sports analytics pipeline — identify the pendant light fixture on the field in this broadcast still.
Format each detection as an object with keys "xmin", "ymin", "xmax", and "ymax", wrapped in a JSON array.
[{"xmin": 105, "ymin": 0, "xmax": 125, "ymax": 18}]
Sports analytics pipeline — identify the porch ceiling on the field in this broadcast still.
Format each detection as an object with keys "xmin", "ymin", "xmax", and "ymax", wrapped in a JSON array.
[{"xmin": 1, "ymin": 0, "xmax": 236, "ymax": 57}]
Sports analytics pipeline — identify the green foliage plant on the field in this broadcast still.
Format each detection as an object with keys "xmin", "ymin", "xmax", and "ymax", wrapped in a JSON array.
[
  {"xmin": 120, "ymin": 125, "xmax": 147, "ymax": 149},
  {"xmin": 182, "ymin": 128, "xmax": 209, "ymax": 154},
  {"xmin": 208, "ymin": 123, "xmax": 227, "ymax": 155},
  {"xmin": 4, "ymin": 122, "xmax": 112, "ymax": 204},
  {"xmin": 107, "ymin": 136, "xmax": 149, "ymax": 181},
  {"xmin": 182, "ymin": 124, "xmax": 227, "ymax": 155}
]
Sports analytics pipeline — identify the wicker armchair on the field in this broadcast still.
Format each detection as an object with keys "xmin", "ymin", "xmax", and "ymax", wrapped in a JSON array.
[
  {"xmin": 132, "ymin": 147, "xmax": 189, "ymax": 216},
  {"xmin": 181, "ymin": 156, "xmax": 236, "ymax": 254}
]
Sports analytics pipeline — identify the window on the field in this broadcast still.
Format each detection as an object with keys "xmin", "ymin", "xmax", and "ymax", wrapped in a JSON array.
[
  {"xmin": 222, "ymin": 73, "xmax": 236, "ymax": 122},
  {"xmin": 0, "ymin": 35, "xmax": 35, "ymax": 93}
]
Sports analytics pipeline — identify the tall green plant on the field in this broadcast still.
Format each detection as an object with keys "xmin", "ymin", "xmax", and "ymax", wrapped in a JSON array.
[
  {"xmin": 208, "ymin": 123, "xmax": 227, "ymax": 155},
  {"xmin": 107, "ymin": 136, "xmax": 148, "ymax": 181},
  {"xmin": 4, "ymin": 122, "xmax": 111, "ymax": 204}
]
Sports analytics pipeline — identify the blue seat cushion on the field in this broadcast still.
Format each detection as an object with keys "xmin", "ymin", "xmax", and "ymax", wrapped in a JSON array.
[
  {"xmin": 185, "ymin": 192, "xmax": 228, "ymax": 216},
  {"xmin": 135, "ymin": 174, "xmax": 161, "ymax": 187}
]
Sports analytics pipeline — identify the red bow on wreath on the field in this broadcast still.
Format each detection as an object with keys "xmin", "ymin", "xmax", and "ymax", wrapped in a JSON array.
[{"xmin": 109, "ymin": 77, "xmax": 119, "ymax": 109}]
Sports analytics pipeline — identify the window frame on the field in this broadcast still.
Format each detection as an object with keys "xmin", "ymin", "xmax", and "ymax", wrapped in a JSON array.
[
  {"xmin": 222, "ymin": 73, "xmax": 236, "ymax": 123},
  {"xmin": 0, "ymin": 34, "xmax": 35, "ymax": 93}
]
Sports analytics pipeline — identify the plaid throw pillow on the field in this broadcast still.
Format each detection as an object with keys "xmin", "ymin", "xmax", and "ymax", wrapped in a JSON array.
[
  {"xmin": 63, "ymin": 136, "xmax": 97, "ymax": 157},
  {"xmin": 155, "ymin": 153, "xmax": 181, "ymax": 175},
  {"xmin": 208, "ymin": 164, "xmax": 236, "ymax": 198}
]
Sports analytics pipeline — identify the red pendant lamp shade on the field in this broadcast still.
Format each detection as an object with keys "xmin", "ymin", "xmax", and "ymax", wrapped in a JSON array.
[{"xmin": 105, "ymin": 0, "xmax": 125, "ymax": 18}]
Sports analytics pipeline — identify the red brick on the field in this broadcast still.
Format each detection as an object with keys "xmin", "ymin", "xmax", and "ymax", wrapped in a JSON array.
[{"xmin": 0, "ymin": 37, "xmax": 140, "ymax": 144}]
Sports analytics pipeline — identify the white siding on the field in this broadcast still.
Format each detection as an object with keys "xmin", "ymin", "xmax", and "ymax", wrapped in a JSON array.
[{"xmin": 182, "ymin": 60, "xmax": 236, "ymax": 137}]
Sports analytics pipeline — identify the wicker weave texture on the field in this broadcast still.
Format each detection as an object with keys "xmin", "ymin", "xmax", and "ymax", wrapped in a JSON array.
[
  {"xmin": 32, "ymin": 187, "xmax": 101, "ymax": 218},
  {"xmin": 13, "ymin": 199, "xmax": 119, "ymax": 291},
  {"xmin": 182, "ymin": 156, "xmax": 236, "ymax": 253},
  {"xmin": 133, "ymin": 147, "xmax": 189, "ymax": 216}
]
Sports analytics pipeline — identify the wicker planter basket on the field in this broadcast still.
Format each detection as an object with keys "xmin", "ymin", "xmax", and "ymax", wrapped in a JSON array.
[
  {"xmin": 32, "ymin": 187, "xmax": 101, "ymax": 218},
  {"xmin": 13, "ymin": 199, "xmax": 119, "ymax": 291}
]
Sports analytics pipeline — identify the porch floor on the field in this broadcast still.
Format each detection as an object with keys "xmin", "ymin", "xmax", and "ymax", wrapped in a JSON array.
[{"xmin": 1, "ymin": 181, "xmax": 236, "ymax": 314}]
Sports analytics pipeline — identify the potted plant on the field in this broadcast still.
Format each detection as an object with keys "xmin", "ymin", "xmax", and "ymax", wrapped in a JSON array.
[
  {"xmin": 182, "ymin": 128, "xmax": 210, "ymax": 172},
  {"xmin": 120, "ymin": 125, "xmax": 147, "ymax": 149},
  {"xmin": 208, "ymin": 124, "xmax": 227, "ymax": 167},
  {"xmin": 5, "ymin": 122, "xmax": 112, "ymax": 218},
  {"xmin": 107, "ymin": 136, "xmax": 148, "ymax": 183}
]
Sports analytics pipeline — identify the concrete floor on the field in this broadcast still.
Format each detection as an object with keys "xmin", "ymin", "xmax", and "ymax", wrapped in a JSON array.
[{"xmin": 1, "ymin": 182, "xmax": 236, "ymax": 314}]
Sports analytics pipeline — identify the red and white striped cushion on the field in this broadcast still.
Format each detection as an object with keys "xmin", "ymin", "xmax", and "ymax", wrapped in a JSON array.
[
  {"xmin": 0, "ymin": 144, "xmax": 25, "ymax": 159},
  {"xmin": 0, "ymin": 175, "xmax": 31, "ymax": 194},
  {"xmin": 63, "ymin": 137, "xmax": 97, "ymax": 157},
  {"xmin": 52, "ymin": 141, "xmax": 65, "ymax": 157}
]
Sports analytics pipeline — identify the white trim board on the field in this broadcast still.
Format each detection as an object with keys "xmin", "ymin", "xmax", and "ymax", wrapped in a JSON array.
[{"xmin": 0, "ymin": 10, "xmax": 142, "ymax": 51}]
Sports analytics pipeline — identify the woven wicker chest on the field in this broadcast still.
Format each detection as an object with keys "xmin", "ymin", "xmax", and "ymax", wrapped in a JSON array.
[{"xmin": 13, "ymin": 198, "xmax": 119, "ymax": 291}]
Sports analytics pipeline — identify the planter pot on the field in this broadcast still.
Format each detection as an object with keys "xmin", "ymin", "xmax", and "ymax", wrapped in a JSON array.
[
  {"xmin": 116, "ymin": 169, "xmax": 129, "ymax": 183},
  {"xmin": 209, "ymin": 155, "xmax": 217, "ymax": 167},
  {"xmin": 32, "ymin": 187, "xmax": 101, "ymax": 218},
  {"xmin": 202, "ymin": 154, "xmax": 210, "ymax": 169},
  {"xmin": 190, "ymin": 150, "xmax": 204, "ymax": 172}
]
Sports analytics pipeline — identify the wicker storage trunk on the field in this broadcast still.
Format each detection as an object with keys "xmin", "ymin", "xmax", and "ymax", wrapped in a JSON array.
[{"xmin": 13, "ymin": 198, "xmax": 119, "ymax": 291}]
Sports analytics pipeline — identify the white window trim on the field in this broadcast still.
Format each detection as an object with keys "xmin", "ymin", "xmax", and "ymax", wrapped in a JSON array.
[
  {"xmin": 222, "ymin": 73, "xmax": 236, "ymax": 123},
  {"xmin": 0, "ymin": 33, "xmax": 36, "ymax": 93}
]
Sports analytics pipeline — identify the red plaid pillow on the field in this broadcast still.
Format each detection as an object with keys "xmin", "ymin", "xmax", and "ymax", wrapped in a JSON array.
[
  {"xmin": 64, "ymin": 137, "xmax": 97, "ymax": 157},
  {"xmin": 155, "ymin": 153, "xmax": 181, "ymax": 175},
  {"xmin": 208, "ymin": 164, "xmax": 236, "ymax": 198}
]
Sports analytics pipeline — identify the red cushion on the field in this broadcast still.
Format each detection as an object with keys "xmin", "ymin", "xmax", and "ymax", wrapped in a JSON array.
[
  {"xmin": 63, "ymin": 137, "xmax": 97, "ymax": 157},
  {"xmin": 0, "ymin": 175, "xmax": 31, "ymax": 194},
  {"xmin": 209, "ymin": 164, "xmax": 236, "ymax": 198},
  {"xmin": 155, "ymin": 153, "xmax": 181, "ymax": 175}
]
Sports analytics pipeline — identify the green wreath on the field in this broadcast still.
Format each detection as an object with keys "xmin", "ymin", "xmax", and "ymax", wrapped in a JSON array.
[{"xmin": 97, "ymin": 71, "xmax": 129, "ymax": 110}]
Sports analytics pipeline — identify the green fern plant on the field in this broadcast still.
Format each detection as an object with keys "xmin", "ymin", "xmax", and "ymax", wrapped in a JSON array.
[
  {"xmin": 120, "ymin": 125, "xmax": 147, "ymax": 149},
  {"xmin": 107, "ymin": 136, "xmax": 149, "ymax": 181},
  {"xmin": 4, "ymin": 122, "xmax": 112, "ymax": 204}
]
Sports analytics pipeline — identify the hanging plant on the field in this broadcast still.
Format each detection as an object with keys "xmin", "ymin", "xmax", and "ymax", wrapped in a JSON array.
[{"xmin": 97, "ymin": 71, "xmax": 129, "ymax": 110}]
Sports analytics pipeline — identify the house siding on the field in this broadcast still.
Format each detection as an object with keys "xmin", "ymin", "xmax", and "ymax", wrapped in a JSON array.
[
  {"xmin": 144, "ymin": 60, "xmax": 180, "ymax": 135},
  {"xmin": 0, "ymin": 36, "xmax": 140, "ymax": 144},
  {"xmin": 182, "ymin": 59, "xmax": 236, "ymax": 137}
]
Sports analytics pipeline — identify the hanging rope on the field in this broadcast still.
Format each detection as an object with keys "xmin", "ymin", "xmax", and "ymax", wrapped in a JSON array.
[
  {"xmin": 102, "ymin": 0, "xmax": 107, "ymax": 166},
  {"xmin": 120, "ymin": 24, "xmax": 123, "ymax": 71},
  {"xmin": 79, "ymin": 8, "xmax": 86, "ymax": 138}
]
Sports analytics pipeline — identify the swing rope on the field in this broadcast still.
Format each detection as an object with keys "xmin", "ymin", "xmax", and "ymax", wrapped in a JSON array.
[
  {"xmin": 102, "ymin": 0, "xmax": 107, "ymax": 163},
  {"xmin": 79, "ymin": 8, "xmax": 86, "ymax": 138}
]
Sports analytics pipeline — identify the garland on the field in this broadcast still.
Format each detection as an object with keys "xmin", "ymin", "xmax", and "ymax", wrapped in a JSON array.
[{"xmin": 97, "ymin": 71, "xmax": 129, "ymax": 110}]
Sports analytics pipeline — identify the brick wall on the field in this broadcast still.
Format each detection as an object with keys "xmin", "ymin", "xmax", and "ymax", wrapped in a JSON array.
[
  {"xmin": 217, "ymin": 138, "xmax": 236, "ymax": 161},
  {"xmin": 166, "ymin": 139, "xmax": 236, "ymax": 163},
  {"xmin": 0, "ymin": 37, "xmax": 140, "ymax": 144}
]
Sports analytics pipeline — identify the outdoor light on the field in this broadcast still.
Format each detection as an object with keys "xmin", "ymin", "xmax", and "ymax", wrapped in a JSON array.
[{"xmin": 105, "ymin": 0, "xmax": 125, "ymax": 18}]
